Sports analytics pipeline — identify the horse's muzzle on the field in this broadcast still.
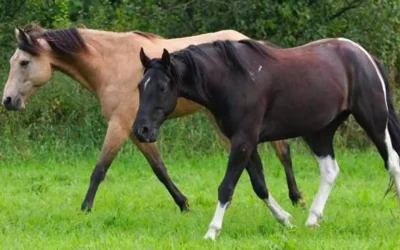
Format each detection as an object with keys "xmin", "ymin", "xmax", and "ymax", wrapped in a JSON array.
[
  {"xmin": 133, "ymin": 123, "xmax": 158, "ymax": 143},
  {"xmin": 2, "ymin": 95, "xmax": 23, "ymax": 111}
]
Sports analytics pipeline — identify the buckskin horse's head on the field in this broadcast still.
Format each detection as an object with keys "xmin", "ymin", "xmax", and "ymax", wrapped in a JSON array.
[{"xmin": 2, "ymin": 27, "xmax": 52, "ymax": 110}]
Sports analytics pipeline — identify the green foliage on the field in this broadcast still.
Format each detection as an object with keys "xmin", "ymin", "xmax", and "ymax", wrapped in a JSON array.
[{"xmin": 1, "ymin": 0, "xmax": 400, "ymax": 153}]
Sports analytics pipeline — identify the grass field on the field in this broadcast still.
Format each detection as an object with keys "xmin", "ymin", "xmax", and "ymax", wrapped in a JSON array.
[{"xmin": 0, "ymin": 145, "xmax": 400, "ymax": 250}]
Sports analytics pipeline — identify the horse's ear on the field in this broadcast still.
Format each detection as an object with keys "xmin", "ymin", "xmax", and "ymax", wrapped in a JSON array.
[
  {"xmin": 162, "ymin": 49, "xmax": 171, "ymax": 67},
  {"xmin": 15, "ymin": 28, "xmax": 32, "ymax": 45},
  {"xmin": 140, "ymin": 47, "xmax": 150, "ymax": 68}
]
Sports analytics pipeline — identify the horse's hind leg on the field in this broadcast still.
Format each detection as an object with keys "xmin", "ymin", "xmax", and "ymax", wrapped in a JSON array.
[
  {"xmin": 271, "ymin": 140, "xmax": 304, "ymax": 206},
  {"xmin": 245, "ymin": 149, "xmax": 292, "ymax": 226},
  {"xmin": 304, "ymin": 112, "xmax": 349, "ymax": 227},
  {"xmin": 351, "ymin": 102, "xmax": 400, "ymax": 203}
]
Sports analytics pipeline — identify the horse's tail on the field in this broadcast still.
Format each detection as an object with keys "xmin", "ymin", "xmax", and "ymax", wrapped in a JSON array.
[
  {"xmin": 373, "ymin": 57, "xmax": 400, "ymax": 156},
  {"xmin": 373, "ymin": 56, "xmax": 400, "ymax": 195}
]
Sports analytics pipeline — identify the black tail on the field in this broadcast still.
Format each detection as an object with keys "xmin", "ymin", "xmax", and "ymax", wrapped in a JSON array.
[
  {"xmin": 373, "ymin": 57, "xmax": 400, "ymax": 156},
  {"xmin": 373, "ymin": 56, "xmax": 400, "ymax": 195}
]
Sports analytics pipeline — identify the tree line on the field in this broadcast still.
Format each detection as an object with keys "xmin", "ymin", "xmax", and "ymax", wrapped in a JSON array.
[{"xmin": 0, "ymin": 0, "xmax": 399, "ymax": 151}]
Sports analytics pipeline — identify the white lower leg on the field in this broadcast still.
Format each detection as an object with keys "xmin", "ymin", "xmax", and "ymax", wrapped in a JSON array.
[
  {"xmin": 306, "ymin": 156, "xmax": 339, "ymax": 227},
  {"xmin": 204, "ymin": 201, "xmax": 229, "ymax": 240},
  {"xmin": 385, "ymin": 129, "xmax": 400, "ymax": 203},
  {"xmin": 264, "ymin": 194, "xmax": 292, "ymax": 227}
]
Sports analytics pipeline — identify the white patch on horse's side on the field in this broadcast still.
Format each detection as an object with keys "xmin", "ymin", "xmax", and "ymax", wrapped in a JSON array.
[
  {"xmin": 258, "ymin": 65, "xmax": 263, "ymax": 72},
  {"xmin": 306, "ymin": 155, "xmax": 339, "ymax": 227},
  {"xmin": 337, "ymin": 38, "xmax": 387, "ymax": 109},
  {"xmin": 204, "ymin": 201, "xmax": 229, "ymax": 240},
  {"xmin": 143, "ymin": 77, "xmax": 151, "ymax": 90},
  {"xmin": 263, "ymin": 194, "xmax": 292, "ymax": 227}
]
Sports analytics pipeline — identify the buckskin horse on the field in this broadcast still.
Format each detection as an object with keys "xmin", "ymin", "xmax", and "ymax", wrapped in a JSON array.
[
  {"xmin": 134, "ymin": 38, "xmax": 400, "ymax": 239},
  {"xmin": 1, "ymin": 25, "xmax": 303, "ymax": 213}
]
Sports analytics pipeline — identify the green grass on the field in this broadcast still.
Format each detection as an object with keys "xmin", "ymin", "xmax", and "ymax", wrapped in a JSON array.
[{"xmin": 0, "ymin": 146, "xmax": 399, "ymax": 249}]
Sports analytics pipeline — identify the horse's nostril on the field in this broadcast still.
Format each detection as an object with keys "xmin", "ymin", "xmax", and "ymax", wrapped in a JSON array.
[
  {"xmin": 3, "ymin": 97, "xmax": 11, "ymax": 106},
  {"xmin": 141, "ymin": 126, "xmax": 150, "ymax": 135}
]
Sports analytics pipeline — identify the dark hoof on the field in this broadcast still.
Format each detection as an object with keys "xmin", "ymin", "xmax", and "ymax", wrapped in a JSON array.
[
  {"xmin": 290, "ymin": 193, "xmax": 306, "ymax": 209},
  {"xmin": 179, "ymin": 199, "xmax": 190, "ymax": 213},
  {"xmin": 81, "ymin": 200, "xmax": 93, "ymax": 213}
]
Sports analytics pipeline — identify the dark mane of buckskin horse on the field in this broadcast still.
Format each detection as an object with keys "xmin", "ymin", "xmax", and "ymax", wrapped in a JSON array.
[
  {"xmin": 134, "ymin": 37, "xmax": 400, "ymax": 239},
  {"xmin": 18, "ymin": 25, "xmax": 87, "ymax": 57}
]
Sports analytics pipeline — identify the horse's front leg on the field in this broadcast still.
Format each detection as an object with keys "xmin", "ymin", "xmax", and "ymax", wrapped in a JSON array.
[
  {"xmin": 130, "ymin": 136, "xmax": 188, "ymax": 212},
  {"xmin": 204, "ymin": 132, "xmax": 256, "ymax": 240},
  {"xmin": 206, "ymin": 111, "xmax": 304, "ymax": 207},
  {"xmin": 81, "ymin": 117, "xmax": 128, "ymax": 212}
]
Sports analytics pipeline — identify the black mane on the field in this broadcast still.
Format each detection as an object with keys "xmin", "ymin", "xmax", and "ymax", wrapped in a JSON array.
[
  {"xmin": 18, "ymin": 26, "xmax": 87, "ymax": 57},
  {"xmin": 169, "ymin": 39, "xmax": 276, "ymax": 100}
]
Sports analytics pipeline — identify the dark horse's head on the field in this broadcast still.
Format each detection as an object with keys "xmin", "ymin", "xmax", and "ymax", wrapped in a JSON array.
[{"xmin": 133, "ymin": 48, "xmax": 178, "ymax": 143}]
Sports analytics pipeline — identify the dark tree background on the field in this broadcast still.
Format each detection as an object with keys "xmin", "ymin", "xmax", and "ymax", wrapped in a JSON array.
[{"xmin": 0, "ymin": 0, "xmax": 399, "ymax": 152}]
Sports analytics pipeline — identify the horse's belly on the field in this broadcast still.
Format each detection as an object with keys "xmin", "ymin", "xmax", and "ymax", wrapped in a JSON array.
[
  {"xmin": 259, "ymin": 94, "xmax": 344, "ymax": 141},
  {"xmin": 259, "ymin": 119, "xmax": 327, "ymax": 141}
]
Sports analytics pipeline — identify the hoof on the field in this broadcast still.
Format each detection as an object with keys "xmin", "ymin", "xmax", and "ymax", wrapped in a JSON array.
[
  {"xmin": 291, "ymin": 193, "xmax": 306, "ymax": 209},
  {"xmin": 81, "ymin": 200, "xmax": 93, "ymax": 213},
  {"xmin": 279, "ymin": 212, "xmax": 293, "ymax": 228},
  {"xmin": 179, "ymin": 199, "xmax": 190, "ymax": 213},
  {"xmin": 305, "ymin": 213, "xmax": 321, "ymax": 228},
  {"xmin": 204, "ymin": 228, "xmax": 219, "ymax": 240},
  {"xmin": 306, "ymin": 221, "xmax": 320, "ymax": 228}
]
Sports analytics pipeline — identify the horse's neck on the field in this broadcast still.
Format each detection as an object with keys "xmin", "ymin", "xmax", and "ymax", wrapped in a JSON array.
[
  {"xmin": 51, "ymin": 30, "xmax": 162, "ymax": 98},
  {"xmin": 49, "ymin": 29, "xmax": 246, "ymax": 102},
  {"xmin": 174, "ymin": 60, "xmax": 210, "ymax": 108}
]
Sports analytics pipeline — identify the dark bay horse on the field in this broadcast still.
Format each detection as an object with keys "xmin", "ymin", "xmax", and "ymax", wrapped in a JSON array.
[
  {"xmin": 1, "ymin": 25, "xmax": 302, "ymax": 213},
  {"xmin": 134, "ymin": 38, "xmax": 400, "ymax": 239}
]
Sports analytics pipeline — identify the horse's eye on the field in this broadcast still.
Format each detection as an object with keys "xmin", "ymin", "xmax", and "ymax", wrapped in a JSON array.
[
  {"xmin": 20, "ymin": 60, "xmax": 30, "ymax": 67},
  {"xmin": 159, "ymin": 85, "xmax": 166, "ymax": 92}
]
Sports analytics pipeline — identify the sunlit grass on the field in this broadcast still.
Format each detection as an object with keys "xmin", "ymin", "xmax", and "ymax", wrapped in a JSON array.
[{"xmin": 0, "ymin": 145, "xmax": 399, "ymax": 249}]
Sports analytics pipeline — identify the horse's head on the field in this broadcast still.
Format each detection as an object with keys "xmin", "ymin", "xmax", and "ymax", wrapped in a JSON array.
[
  {"xmin": 2, "ymin": 27, "xmax": 52, "ymax": 110},
  {"xmin": 133, "ymin": 48, "xmax": 178, "ymax": 143}
]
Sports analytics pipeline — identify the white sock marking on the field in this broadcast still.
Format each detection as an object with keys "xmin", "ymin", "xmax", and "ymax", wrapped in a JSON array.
[
  {"xmin": 264, "ymin": 194, "xmax": 292, "ymax": 227},
  {"xmin": 143, "ymin": 77, "xmax": 151, "ymax": 90},
  {"xmin": 306, "ymin": 155, "xmax": 339, "ymax": 227},
  {"xmin": 385, "ymin": 128, "xmax": 400, "ymax": 202},
  {"xmin": 204, "ymin": 201, "xmax": 229, "ymax": 240}
]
